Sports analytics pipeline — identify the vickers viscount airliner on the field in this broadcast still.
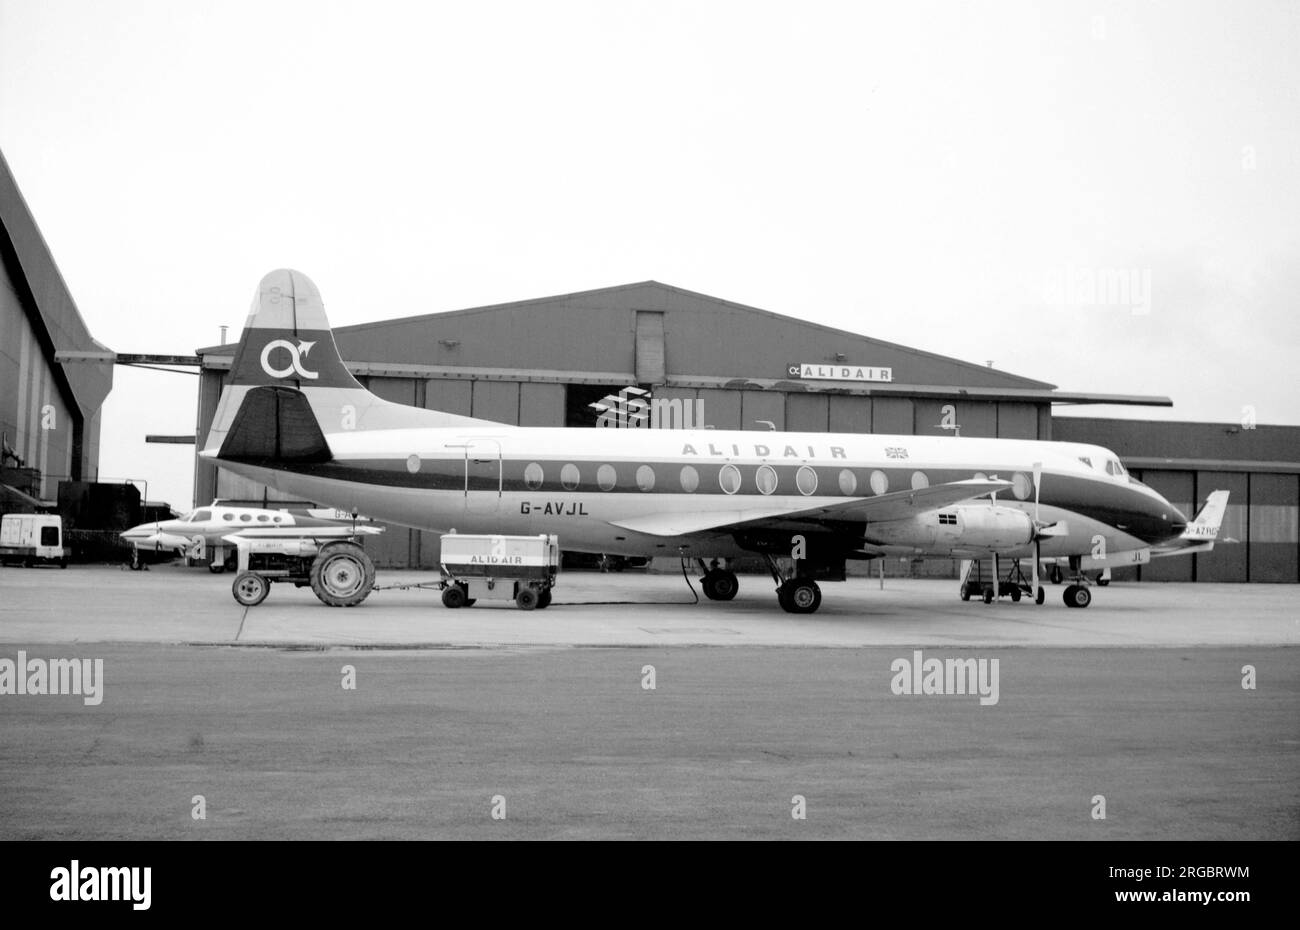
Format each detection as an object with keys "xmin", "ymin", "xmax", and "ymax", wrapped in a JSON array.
[{"xmin": 200, "ymin": 269, "xmax": 1225, "ymax": 613}]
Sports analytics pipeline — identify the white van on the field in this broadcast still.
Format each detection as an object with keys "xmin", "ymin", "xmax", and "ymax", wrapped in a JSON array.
[{"xmin": 0, "ymin": 514, "xmax": 70, "ymax": 567}]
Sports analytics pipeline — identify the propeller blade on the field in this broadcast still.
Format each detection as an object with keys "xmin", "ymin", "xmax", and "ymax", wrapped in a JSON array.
[
  {"xmin": 1032, "ymin": 461, "xmax": 1043, "ymax": 528},
  {"xmin": 1033, "ymin": 539, "xmax": 1041, "ymax": 605},
  {"xmin": 1031, "ymin": 462, "xmax": 1043, "ymax": 605}
]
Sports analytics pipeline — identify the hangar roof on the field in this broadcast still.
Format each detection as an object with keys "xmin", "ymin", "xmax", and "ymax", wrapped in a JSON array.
[
  {"xmin": 198, "ymin": 280, "xmax": 1170, "ymax": 406},
  {"xmin": 328, "ymin": 280, "xmax": 1057, "ymax": 389},
  {"xmin": 0, "ymin": 148, "xmax": 113, "ymax": 418}
]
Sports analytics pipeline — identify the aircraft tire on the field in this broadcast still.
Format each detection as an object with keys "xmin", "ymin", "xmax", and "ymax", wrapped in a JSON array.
[
  {"xmin": 232, "ymin": 571, "xmax": 269, "ymax": 607},
  {"xmin": 1050, "ymin": 565, "xmax": 1063, "ymax": 585},
  {"xmin": 1010, "ymin": 586, "xmax": 1021, "ymax": 602},
  {"xmin": 1035, "ymin": 586, "xmax": 1045, "ymax": 605},
  {"xmin": 982, "ymin": 586, "xmax": 994, "ymax": 604},
  {"xmin": 703, "ymin": 570, "xmax": 738, "ymax": 601},
  {"xmin": 310, "ymin": 543, "xmax": 375, "ymax": 607},
  {"xmin": 779, "ymin": 579, "xmax": 821, "ymax": 614},
  {"xmin": 1063, "ymin": 584, "xmax": 1092, "ymax": 608},
  {"xmin": 208, "ymin": 563, "xmax": 226, "ymax": 574}
]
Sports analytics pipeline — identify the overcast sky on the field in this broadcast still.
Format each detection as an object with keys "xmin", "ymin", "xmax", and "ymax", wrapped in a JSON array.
[{"xmin": 2, "ymin": 0, "xmax": 1297, "ymax": 509}]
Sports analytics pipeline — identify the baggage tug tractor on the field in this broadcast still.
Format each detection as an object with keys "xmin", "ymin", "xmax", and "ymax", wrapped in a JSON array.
[
  {"xmin": 228, "ymin": 534, "xmax": 379, "ymax": 607},
  {"xmin": 439, "ymin": 534, "xmax": 559, "ymax": 610}
]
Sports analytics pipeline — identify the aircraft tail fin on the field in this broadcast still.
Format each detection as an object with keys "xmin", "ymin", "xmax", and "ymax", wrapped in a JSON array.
[
  {"xmin": 225, "ymin": 269, "xmax": 364, "ymax": 392},
  {"xmin": 1180, "ymin": 490, "xmax": 1230, "ymax": 543},
  {"xmin": 203, "ymin": 269, "xmax": 492, "ymax": 461}
]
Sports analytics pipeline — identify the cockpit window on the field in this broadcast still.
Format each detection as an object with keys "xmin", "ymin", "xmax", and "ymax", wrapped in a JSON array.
[
  {"xmin": 191, "ymin": 509, "xmax": 211, "ymax": 522},
  {"xmin": 1078, "ymin": 457, "xmax": 1092, "ymax": 468},
  {"xmin": 1105, "ymin": 459, "xmax": 1127, "ymax": 477}
]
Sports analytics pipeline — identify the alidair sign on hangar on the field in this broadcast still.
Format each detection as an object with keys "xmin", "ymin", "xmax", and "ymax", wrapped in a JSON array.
[{"xmin": 787, "ymin": 363, "xmax": 893, "ymax": 383}]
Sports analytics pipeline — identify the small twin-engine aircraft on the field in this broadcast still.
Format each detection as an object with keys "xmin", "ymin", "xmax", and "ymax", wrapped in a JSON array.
[
  {"xmin": 119, "ymin": 501, "xmax": 382, "ymax": 572},
  {"xmin": 199, "ymin": 269, "xmax": 1222, "ymax": 613}
]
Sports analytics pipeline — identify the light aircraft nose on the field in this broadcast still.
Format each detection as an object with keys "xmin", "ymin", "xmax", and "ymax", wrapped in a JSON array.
[{"xmin": 119, "ymin": 522, "xmax": 160, "ymax": 542}]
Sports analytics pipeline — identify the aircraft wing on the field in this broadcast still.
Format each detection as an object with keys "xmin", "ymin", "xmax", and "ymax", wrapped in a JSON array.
[{"xmin": 608, "ymin": 478, "xmax": 1012, "ymax": 538}]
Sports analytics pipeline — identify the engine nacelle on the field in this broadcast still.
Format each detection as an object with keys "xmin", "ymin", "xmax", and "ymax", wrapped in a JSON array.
[{"xmin": 865, "ymin": 504, "xmax": 1035, "ymax": 553}]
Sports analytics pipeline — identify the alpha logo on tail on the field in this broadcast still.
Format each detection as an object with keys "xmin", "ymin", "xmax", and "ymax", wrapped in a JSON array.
[{"xmin": 261, "ymin": 338, "xmax": 320, "ymax": 380}]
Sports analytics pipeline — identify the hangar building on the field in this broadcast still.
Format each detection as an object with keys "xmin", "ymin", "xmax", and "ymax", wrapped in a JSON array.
[
  {"xmin": 0, "ymin": 150, "xmax": 113, "ymax": 507},
  {"xmin": 192, "ymin": 281, "xmax": 1299, "ymax": 578}
]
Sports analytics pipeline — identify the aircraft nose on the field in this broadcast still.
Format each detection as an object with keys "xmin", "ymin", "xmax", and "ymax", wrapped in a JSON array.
[
  {"xmin": 1133, "ymin": 493, "xmax": 1186, "ymax": 544},
  {"xmin": 120, "ymin": 522, "xmax": 158, "ymax": 540}
]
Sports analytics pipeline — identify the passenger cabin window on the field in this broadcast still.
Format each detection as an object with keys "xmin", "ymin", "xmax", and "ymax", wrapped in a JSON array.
[
  {"xmin": 221, "ymin": 513, "xmax": 233, "ymax": 521},
  {"xmin": 719, "ymin": 464, "xmax": 741, "ymax": 495}
]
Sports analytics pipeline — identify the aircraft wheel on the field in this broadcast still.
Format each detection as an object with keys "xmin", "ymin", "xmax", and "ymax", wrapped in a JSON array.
[
  {"xmin": 779, "ymin": 579, "xmax": 821, "ymax": 614},
  {"xmin": 1010, "ymin": 586, "xmax": 1022, "ymax": 602},
  {"xmin": 129, "ymin": 553, "xmax": 143, "ymax": 572},
  {"xmin": 441, "ymin": 586, "xmax": 466, "ymax": 609},
  {"xmin": 1050, "ymin": 565, "xmax": 1063, "ymax": 585},
  {"xmin": 536, "ymin": 589, "xmax": 552, "ymax": 609},
  {"xmin": 703, "ymin": 570, "xmax": 738, "ymax": 601},
  {"xmin": 310, "ymin": 543, "xmax": 375, "ymax": 607},
  {"xmin": 232, "ymin": 571, "xmax": 269, "ymax": 607},
  {"xmin": 516, "ymin": 586, "xmax": 539, "ymax": 611},
  {"xmin": 960, "ymin": 585, "xmax": 971, "ymax": 601},
  {"xmin": 1035, "ymin": 586, "xmax": 1045, "ymax": 605},
  {"xmin": 1097, "ymin": 578, "xmax": 1110, "ymax": 587},
  {"xmin": 1063, "ymin": 584, "xmax": 1092, "ymax": 609},
  {"xmin": 982, "ymin": 586, "xmax": 994, "ymax": 604},
  {"xmin": 208, "ymin": 562, "xmax": 226, "ymax": 574}
]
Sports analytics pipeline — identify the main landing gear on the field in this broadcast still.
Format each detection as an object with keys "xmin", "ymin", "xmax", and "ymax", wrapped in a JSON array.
[
  {"xmin": 698, "ymin": 559, "xmax": 739, "ymax": 601},
  {"xmin": 762, "ymin": 554, "xmax": 822, "ymax": 614}
]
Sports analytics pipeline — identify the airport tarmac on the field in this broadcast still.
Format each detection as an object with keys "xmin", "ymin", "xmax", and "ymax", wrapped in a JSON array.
[
  {"xmin": 1, "ymin": 565, "xmax": 1297, "ymax": 840},
  {"xmin": 0, "ymin": 563, "xmax": 1296, "ymax": 647}
]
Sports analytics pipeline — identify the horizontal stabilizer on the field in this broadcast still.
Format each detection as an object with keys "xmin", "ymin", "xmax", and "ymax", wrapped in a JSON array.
[{"xmin": 218, "ymin": 386, "xmax": 332, "ymax": 464}]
